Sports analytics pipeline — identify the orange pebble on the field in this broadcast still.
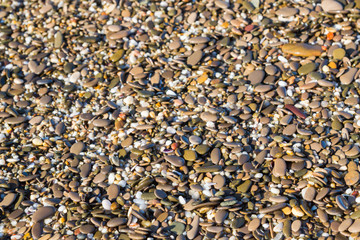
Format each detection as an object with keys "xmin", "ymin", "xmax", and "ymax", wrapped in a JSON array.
[
  {"xmin": 328, "ymin": 62, "xmax": 337, "ymax": 69},
  {"xmin": 321, "ymin": 46, "xmax": 327, "ymax": 51},
  {"xmin": 327, "ymin": 32, "xmax": 334, "ymax": 41},
  {"xmin": 171, "ymin": 142, "xmax": 179, "ymax": 150}
]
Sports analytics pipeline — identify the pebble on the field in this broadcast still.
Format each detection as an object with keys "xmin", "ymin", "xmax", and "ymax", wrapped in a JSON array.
[
  {"xmin": 164, "ymin": 155, "xmax": 185, "ymax": 167},
  {"xmin": 187, "ymin": 51, "xmax": 203, "ymax": 66},
  {"xmin": 32, "ymin": 206, "xmax": 56, "ymax": 222},
  {"xmin": 321, "ymin": 0, "xmax": 343, "ymax": 12},
  {"xmin": 80, "ymin": 224, "xmax": 95, "ymax": 234},
  {"xmin": 348, "ymin": 219, "xmax": 360, "ymax": 233},
  {"xmin": 70, "ymin": 142, "xmax": 85, "ymax": 155},
  {"xmin": 213, "ymin": 174, "xmax": 226, "ymax": 189},
  {"xmin": 187, "ymin": 215, "xmax": 199, "ymax": 239},
  {"xmin": 345, "ymin": 171, "xmax": 360, "ymax": 186},
  {"xmin": 281, "ymin": 43, "xmax": 323, "ymax": 57},
  {"xmin": 93, "ymin": 119, "xmax": 111, "ymax": 127},
  {"xmin": 273, "ymin": 158, "xmax": 287, "ymax": 177},
  {"xmin": 275, "ymin": 7, "xmax": 298, "ymax": 17},
  {"xmin": 340, "ymin": 68, "xmax": 357, "ymax": 85},
  {"xmin": 338, "ymin": 218, "xmax": 353, "ymax": 232},
  {"xmin": 248, "ymin": 218, "xmax": 260, "ymax": 231},
  {"xmin": 107, "ymin": 218, "xmax": 127, "ymax": 227},
  {"xmin": 0, "ymin": 193, "xmax": 17, "ymax": 207}
]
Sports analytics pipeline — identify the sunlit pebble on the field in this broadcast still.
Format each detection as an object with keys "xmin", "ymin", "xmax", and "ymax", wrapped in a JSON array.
[
  {"xmin": 102, "ymin": 199, "xmax": 111, "ymax": 210},
  {"xmin": 273, "ymin": 222, "xmax": 283, "ymax": 232}
]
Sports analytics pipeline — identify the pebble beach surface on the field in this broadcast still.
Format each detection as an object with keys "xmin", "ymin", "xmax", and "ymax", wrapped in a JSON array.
[{"xmin": 2, "ymin": 0, "xmax": 360, "ymax": 239}]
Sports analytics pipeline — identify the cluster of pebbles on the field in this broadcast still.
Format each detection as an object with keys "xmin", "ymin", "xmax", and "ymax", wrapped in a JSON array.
[{"xmin": 3, "ymin": 0, "xmax": 360, "ymax": 239}]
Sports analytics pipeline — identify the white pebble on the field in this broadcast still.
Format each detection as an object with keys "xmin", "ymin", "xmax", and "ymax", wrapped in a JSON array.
[{"xmin": 102, "ymin": 199, "xmax": 111, "ymax": 210}]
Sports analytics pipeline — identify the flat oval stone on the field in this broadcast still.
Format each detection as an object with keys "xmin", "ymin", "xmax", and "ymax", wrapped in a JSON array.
[
  {"xmin": 154, "ymin": 189, "xmax": 167, "ymax": 199},
  {"xmin": 248, "ymin": 70, "xmax": 265, "ymax": 85},
  {"xmin": 200, "ymin": 112, "xmax": 218, "ymax": 122},
  {"xmin": 248, "ymin": 218, "xmax": 260, "ymax": 231},
  {"xmin": 107, "ymin": 184, "xmax": 120, "ymax": 200},
  {"xmin": 0, "ymin": 193, "xmax": 17, "ymax": 207},
  {"xmin": 183, "ymin": 150, "xmax": 197, "ymax": 161},
  {"xmin": 80, "ymin": 224, "xmax": 95, "ymax": 234},
  {"xmin": 291, "ymin": 220, "xmax": 301, "ymax": 232},
  {"xmin": 259, "ymin": 203, "xmax": 287, "ymax": 214},
  {"xmin": 32, "ymin": 206, "xmax": 56, "ymax": 222},
  {"xmin": 333, "ymin": 48, "xmax": 346, "ymax": 60},
  {"xmin": 32, "ymin": 222, "xmax": 43, "ymax": 239},
  {"xmin": 269, "ymin": 196, "xmax": 288, "ymax": 203},
  {"xmin": 336, "ymin": 195, "xmax": 349, "ymax": 210},
  {"xmin": 215, "ymin": 0, "xmax": 229, "ymax": 8},
  {"xmin": 5, "ymin": 117, "xmax": 26, "ymax": 124},
  {"xmin": 189, "ymin": 135, "xmax": 202, "ymax": 145},
  {"xmin": 283, "ymin": 124, "xmax": 296, "ymax": 135},
  {"xmin": 206, "ymin": 226, "xmax": 223, "ymax": 233},
  {"xmin": 108, "ymin": 25, "xmax": 121, "ymax": 32},
  {"xmin": 80, "ymin": 163, "xmax": 91, "ymax": 178},
  {"xmin": 215, "ymin": 210, "xmax": 228, "ymax": 224},
  {"xmin": 80, "ymin": 113, "xmax": 93, "ymax": 121},
  {"xmin": 254, "ymin": 84, "xmax": 272, "ymax": 92},
  {"xmin": 280, "ymin": 115, "xmax": 293, "ymax": 125},
  {"xmin": 316, "ymin": 188, "xmax": 330, "ymax": 200},
  {"xmin": 54, "ymin": 31, "xmax": 63, "ymax": 48},
  {"xmin": 93, "ymin": 119, "xmax": 111, "ymax": 127},
  {"xmin": 107, "ymin": 218, "xmax": 127, "ymax": 227},
  {"xmin": 70, "ymin": 142, "xmax": 85, "ymax": 155},
  {"xmin": 275, "ymin": 7, "xmax": 298, "ymax": 17},
  {"xmin": 348, "ymin": 219, "xmax": 360, "ymax": 233},
  {"xmin": 298, "ymin": 62, "xmax": 316, "ymax": 75},
  {"xmin": 273, "ymin": 158, "xmax": 286, "ymax": 177},
  {"xmin": 195, "ymin": 165, "xmax": 222, "ymax": 173},
  {"xmin": 340, "ymin": 68, "xmax": 357, "ymax": 85},
  {"xmin": 187, "ymin": 51, "xmax": 203, "ymax": 66},
  {"xmin": 68, "ymin": 192, "xmax": 81, "ymax": 202},
  {"xmin": 302, "ymin": 187, "xmax": 316, "ymax": 201},
  {"xmin": 211, "ymin": 148, "xmax": 221, "ymax": 164},
  {"xmin": 8, "ymin": 209, "xmax": 23, "ymax": 220},
  {"xmin": 345, "ymin": 171, "xmax": 360, "ymax": 186},
  {"xmin": 55, "ymin": 122, "xmax": 65, "ymax": 135},
  {"xmin": 321, "ymin": 0, "xmax": 343, "ymax": 13},
  {"xmin": 109, "ymin": 30, "xmax": 129, "ymax": 40},
  {"xmin": 164, "ymin": 155, "xmax": 185, "ymax": 167},
  {"xmin": 93, "ymin": 173, "xmax": 106, "ymax": 184},
  {"xmin": 213, "ymin": 174, "xmax": 226, "ymax": 189},
  {"xmin": 282, "ymin": 43, "xmax": 322, "ymax": 57},
  {"xmin": 39, "ymin": 95, "xmax": 52, "ymax": 105},
  {"xmin": 188, "ymin": 37, "xmax": 210, "ymax": 44},
  {"xmin": 111, "ymin": 49, "xmax": 125, "ymax": 62},
  {"xmin": 338, "ymin": 218, "xmax": 353, "ymax": 232},
  {"xmin": 121, "ymin": 136, "xmax": 133, "ymax": 147},
  {"xmin": 29, "ymin": 116, "xmax": 44, "ymax": 125}
]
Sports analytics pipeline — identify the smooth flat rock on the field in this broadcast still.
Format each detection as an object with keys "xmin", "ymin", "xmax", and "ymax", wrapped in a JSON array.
[
  {"xmin": 340, "ymin": 68, "xmax": 357, "ymax": 85},
  {"xmin": 282, "ymin": 43, "xmax": 322, "ymax": 57},
  {"xmin": 32, "ymin": 206, "xmax": 56, "ymax": 222},
  {"xmin": 275, "ymin": 7, "xmax": 298, "ymax": 17},
  {"xmin": 0, "ymin": 193, "xmax": 17, "ymax": 207},
  {"xmin": 164, "ymin": 155, "xmax": 185, "ymax": 167},
  {"xmin": 70, "ymin": 142, "xmax": 85, "ymax": 155},
  {"xmin": 273, "ymin": 158, "xmax": 286, "ymax": 177},
  {"xmin": 187, "ymin": 50, "xmax": 203, "ymax": 66},
  {"xmin": 107, "ymin": 218, "xmax": 127, "ymax": 227},
  {"xmin": 321, "ymin": 0, "xmax": 343, "ymax": 12}
]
